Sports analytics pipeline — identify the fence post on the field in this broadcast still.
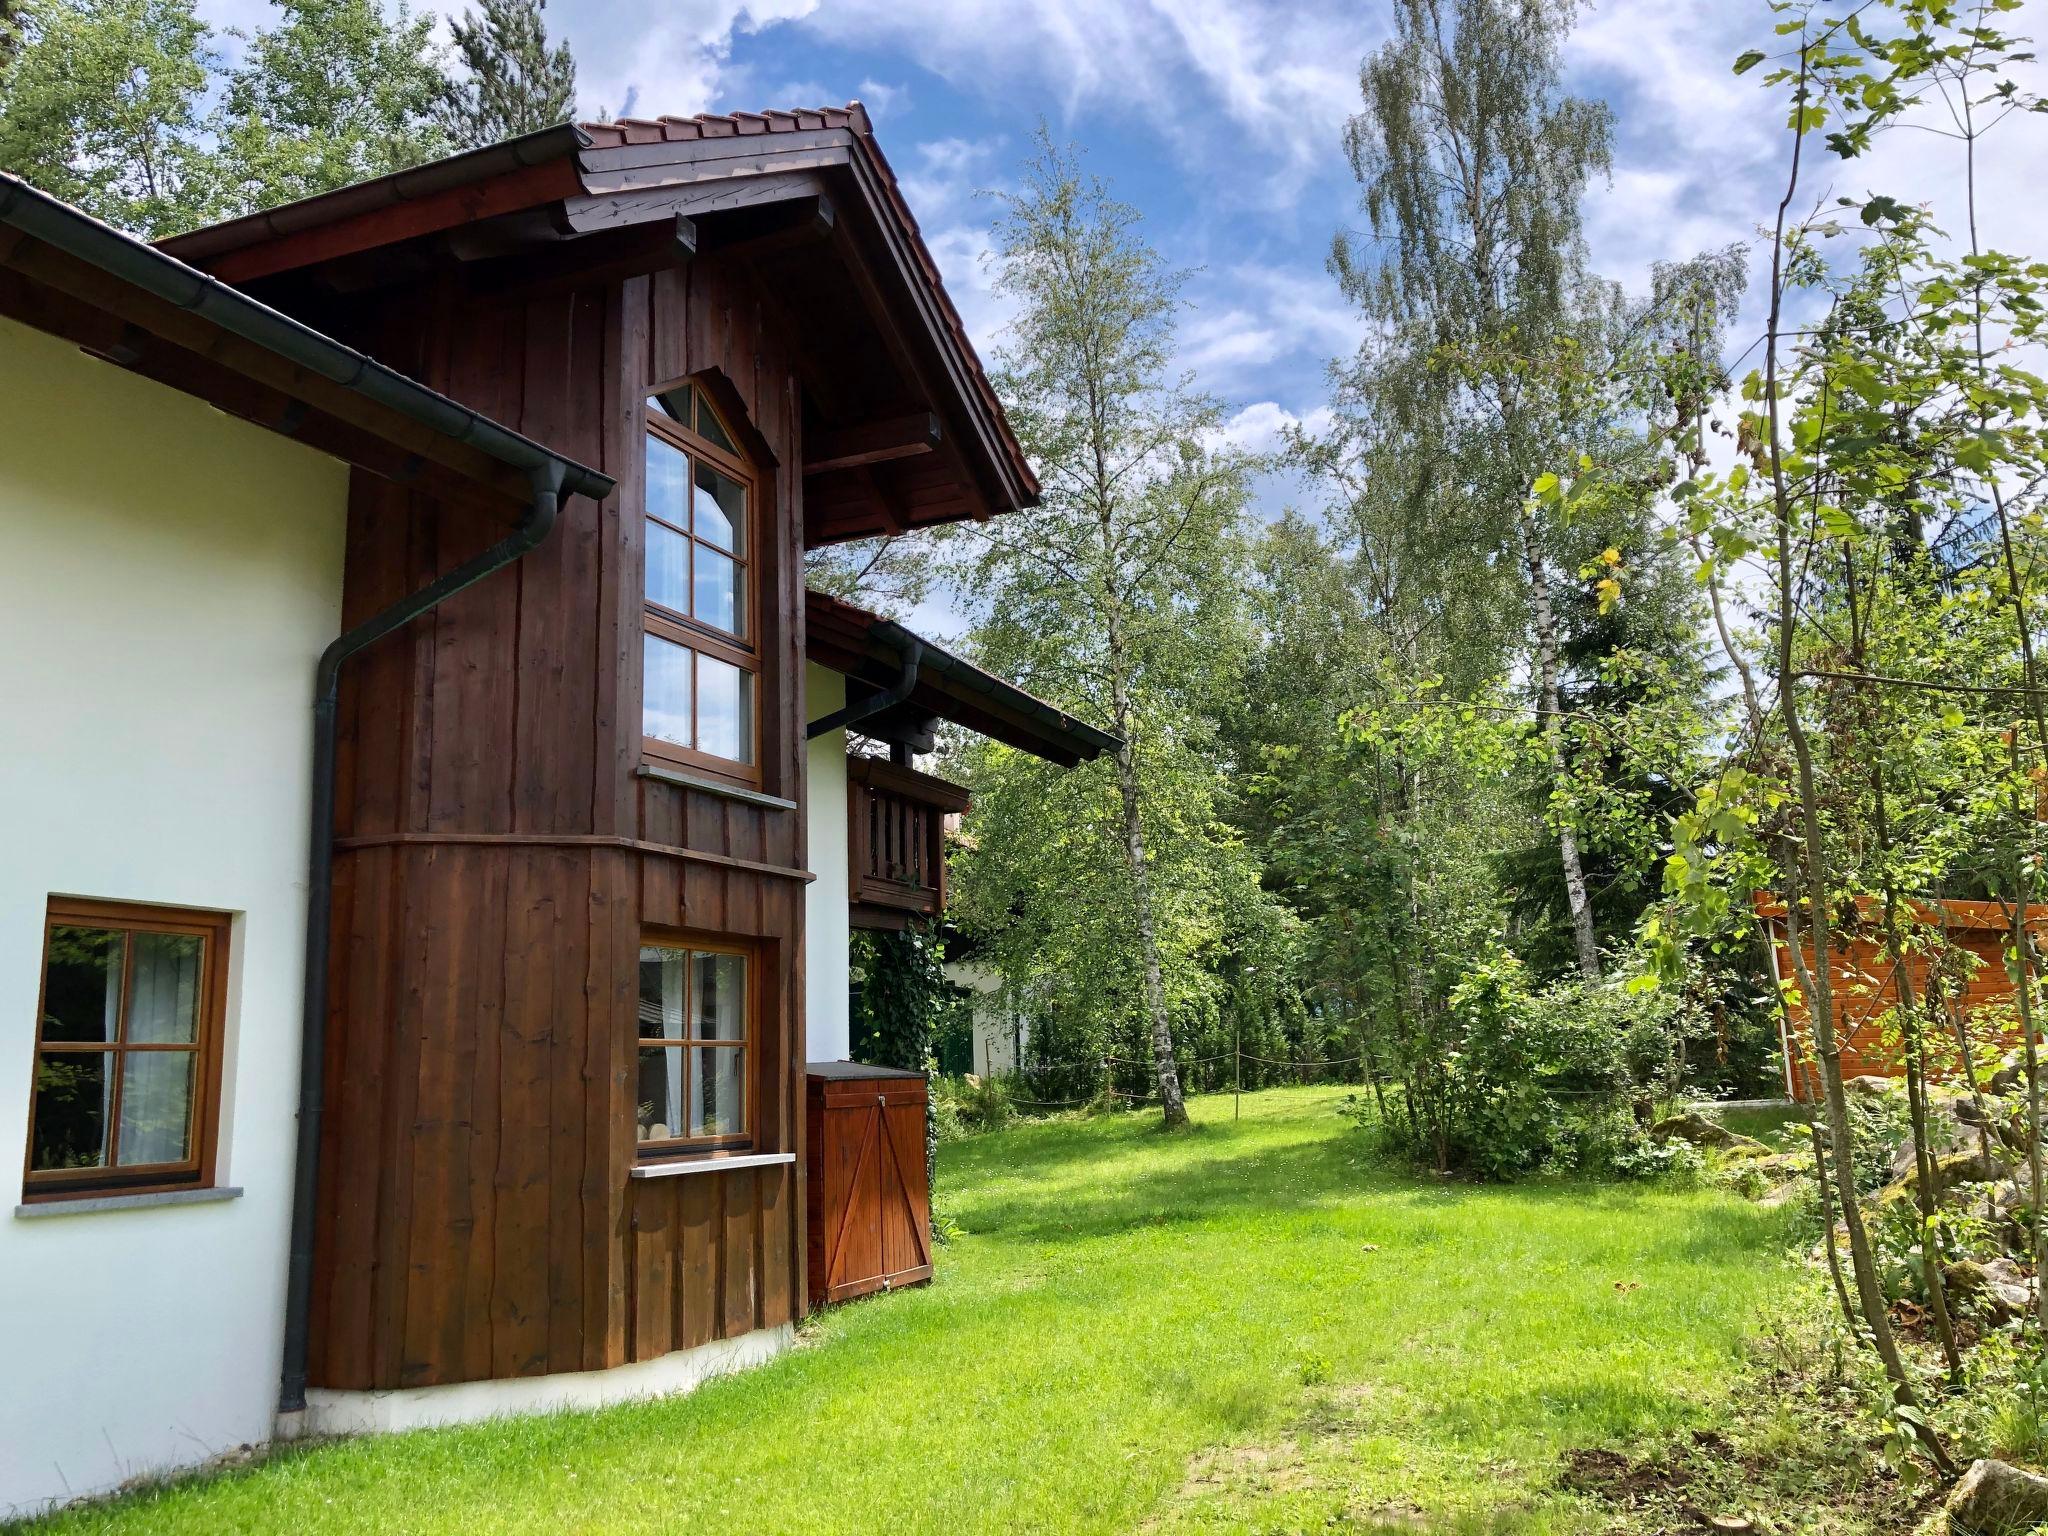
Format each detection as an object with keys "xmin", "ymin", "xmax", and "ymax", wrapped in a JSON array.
[{"xmin": 1234, "ymin": 1017, "xmax": 1241, "ymax": 1123}]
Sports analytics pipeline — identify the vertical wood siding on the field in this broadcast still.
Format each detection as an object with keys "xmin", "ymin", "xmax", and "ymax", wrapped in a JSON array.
[{"xmin": 311, "ymin": 253, "xmax": 808, "ymax": 1392}]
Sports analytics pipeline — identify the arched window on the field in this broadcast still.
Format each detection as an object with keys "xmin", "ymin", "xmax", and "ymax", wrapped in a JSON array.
[{"xmin": 640, "ymin": 380, "xmax": 759, "ymax": 783}]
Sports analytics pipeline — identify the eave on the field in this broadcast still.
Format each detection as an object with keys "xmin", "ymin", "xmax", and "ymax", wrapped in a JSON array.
[
  {"xmin": 156, "ymin": 106, "xmax": 1035, "ymax": 543},
  {"xmin": 0, "ymin": 172, "xmax": 612, "ymax": 515},
  {"xmin": 805, "ymin": 587, "xmax": 1120, "ymax": 768}
]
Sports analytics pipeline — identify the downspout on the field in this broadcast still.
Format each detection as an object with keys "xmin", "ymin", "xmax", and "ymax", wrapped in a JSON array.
[
  {"xmin": 806, "ymin": 638, "xmax": 923, "ymax": 740},
  {"xmin": 278, "ymin": 461, "xmax": 567, "ymax": 1419}
]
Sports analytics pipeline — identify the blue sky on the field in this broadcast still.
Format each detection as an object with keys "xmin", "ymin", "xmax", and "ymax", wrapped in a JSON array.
[
  {"xmin": 191, "ymin": 0, "xmax": 2048, "ymax": 596},
  {"xmin": 182, "ymin": 0, "xmax": 1894, "ymax": 471}
]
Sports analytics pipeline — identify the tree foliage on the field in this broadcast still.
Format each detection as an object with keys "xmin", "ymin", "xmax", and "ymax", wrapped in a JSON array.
[{"xmin": 437, "ymin": 0, "xmax": 576, "ymax": 149}]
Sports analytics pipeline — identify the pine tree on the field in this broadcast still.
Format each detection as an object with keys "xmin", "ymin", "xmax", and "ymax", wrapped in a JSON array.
[{"xmin": 437, "ymin": 0, "xmax": 575, "ymax": 149}]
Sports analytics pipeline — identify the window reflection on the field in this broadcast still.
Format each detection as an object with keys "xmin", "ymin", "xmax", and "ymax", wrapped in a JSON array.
[
  {"xmin": 696, "ymin": 655, "xmax": 751, "ymax": 763},
  {"xmin": 643, "ymin": 633, "xmax": 693, "ymax": 747}
]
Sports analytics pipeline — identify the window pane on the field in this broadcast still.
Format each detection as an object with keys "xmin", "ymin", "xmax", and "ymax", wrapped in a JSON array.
[
  {"xmin": 635, "ymin": 1045, "xmax": 684, "ymax": 1144},
  {"xmin": 637, "ymin": 946, "xmax": 687, "ymax": 1041},
  {"xmin": 646, "ymin": 433, "xmax": 689, "ymax": 530},
  {"xmin": 693, "ymin": 545, "xmax": 740, "ymax": 635},
  {"xmin": 127, "ymin": 931, "xmax": 202, "ymax": 1044},
  {"xmin": 648, "ymin": 387, "xmax": 691, "ymax": 427},
  {"xmin": 695, "ymin": 393, "xmax": 738, "ymax": 455},
  {"xmin": 642, "ymin": 633, "xmax": 693, "ymax": 748},
  {"xmin": 692, "ymin": 461, "xmax": 745, "ymax": 555},
  {"xmin": 40, "ymin": 926, "xmax": 123, "ymax": 1044},
  {"xmin": 690, "ymin": 1047, "xmax": 745, "ymax": 1138},
  {"xmin": 695, "ymin": 653, "xmax": 753, "ymax": 763},
  {"xmin": 116, "ymin": 1051, "xmax": 194, "ymax": 1165},
  {"xmin": 31, "ymin": 1051, "xmax": 108, "ymax": 1170},
  {"xmin": 693, "ymin": 951, "xmax": 745, "ymax": 1042},
  {"xmin": 647, "ymin": 519, "xmax": 690, "ymax": 616}
]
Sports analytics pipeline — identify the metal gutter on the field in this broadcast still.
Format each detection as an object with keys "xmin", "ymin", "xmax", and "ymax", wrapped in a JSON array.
[
  {"xmin": 0, "ymin": 171, "xmax": 613, "ymax": 504},
  {"xmin": 279, "ymin": 464, "xmax": 569, "ymax": 1418},
  {"xmin": 868, "ymin": 616, "xmax": 1122, "ymax": 761},
  {"xmin": 807, "ymin": 638, "xmax": 924, "ymax": 740}
]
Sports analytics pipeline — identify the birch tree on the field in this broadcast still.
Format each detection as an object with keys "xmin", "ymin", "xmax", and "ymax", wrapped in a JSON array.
[
  {"xmin": 959, "ymin": 132, "xmax": 1259, "ymax": 1130},
  {"xmin": 1334, "ymin": 0, "xmax": 1614, "ymax": 980}
]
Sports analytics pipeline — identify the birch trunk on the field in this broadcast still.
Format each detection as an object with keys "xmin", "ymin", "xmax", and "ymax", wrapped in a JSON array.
[
  {"xmin": 1114, "ymin": 736, "xmax": 1188, "ymax": 1129},
  {"xmin": 1517, "ymin": 506, "xmax": 1602, "ymax": 982}
]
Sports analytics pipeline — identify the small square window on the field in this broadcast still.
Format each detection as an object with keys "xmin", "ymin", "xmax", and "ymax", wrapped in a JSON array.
[
  {"xmin": 25, "ymin": 901, "xmax": 228, "ymax": 1201},
  {"xmin": 635, "ymin": 941, "xmax": 752, "ymax": 1154}
]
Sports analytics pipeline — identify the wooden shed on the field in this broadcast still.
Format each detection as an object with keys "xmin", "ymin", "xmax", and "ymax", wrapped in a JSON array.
[{"xmin": 1760, "ymin": 896, "xmax": 2046, "ymax": 1102}]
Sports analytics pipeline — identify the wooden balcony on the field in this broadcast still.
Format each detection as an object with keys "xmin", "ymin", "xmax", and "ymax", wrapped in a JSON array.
[{"xmin": 847, "ymin": 755, "xmax": 972, "ymax": 929}]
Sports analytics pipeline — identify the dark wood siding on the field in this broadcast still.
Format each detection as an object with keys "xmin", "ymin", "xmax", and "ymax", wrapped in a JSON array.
[{"xmin": 310, "ymin": 253, "xmax": 809, "ymax": 1392}]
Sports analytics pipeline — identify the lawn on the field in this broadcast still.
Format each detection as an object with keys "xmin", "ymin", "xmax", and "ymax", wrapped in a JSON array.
[{"xmin": 19, "ymin": 1087, "xmax": 1806, "ymax": 1535}]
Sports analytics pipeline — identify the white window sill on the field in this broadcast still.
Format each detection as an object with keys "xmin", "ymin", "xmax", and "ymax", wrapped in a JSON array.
[
  {"xmin": 635, "ymin": 763, "xmax": 798, "ymax": 812},
  {"xmin": 15, "ymin": 1185, "xmax": 243, "ymax": 1219},
  {"xmin": 630, "ymin": 1151, "xmax": 795, "ymax": 1180}
]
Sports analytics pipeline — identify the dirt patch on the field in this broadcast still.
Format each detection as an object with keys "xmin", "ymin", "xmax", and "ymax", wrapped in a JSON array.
[
  {"xmin": 1175, "ymin": 1440, "xmax": 1317, "ymax": 1497},
  {"xmin": 1558, "ymin": 1445, "xmax": 1693, "ymax": 1504}
]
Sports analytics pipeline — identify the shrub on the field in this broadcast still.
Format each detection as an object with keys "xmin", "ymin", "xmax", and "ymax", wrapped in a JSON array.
[
  {"xmin": 1355, "ymin": 948, "xmax": 1704, "ymax": 1180},
  {"xmin": 931, "ymin": 1073, "xmax": 1015, "ymax": 1141}
]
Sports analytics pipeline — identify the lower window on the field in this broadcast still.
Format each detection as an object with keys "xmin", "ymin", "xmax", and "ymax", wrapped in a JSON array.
[
  {"xmin": 635, "ymin": 938, "xmax": 752, "ymax": 1154},
  {"xmin": 24, "ymin": 899, "xmax": 229, "ymax": 1201}
]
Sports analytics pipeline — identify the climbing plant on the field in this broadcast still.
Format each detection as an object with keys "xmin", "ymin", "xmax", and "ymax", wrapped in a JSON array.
[{"xmin": 850, "ymin": 923, "xmax": 953, "ymax": 1073}]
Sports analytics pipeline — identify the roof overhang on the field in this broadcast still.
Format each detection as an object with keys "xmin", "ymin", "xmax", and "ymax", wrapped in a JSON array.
[
  {"xmin": 157, "ymin": 106, "xmax": 1035, "ymax": 543},
  {"xmin": 0, "ymin": 173, "xmax": 611, "ymax": 515},
  {"xmin": 805, "ymin": 587, "xmax": 1119, "ymax": 768}
]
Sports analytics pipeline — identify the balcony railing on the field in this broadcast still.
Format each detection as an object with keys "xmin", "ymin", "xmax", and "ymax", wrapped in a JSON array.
[{"xmin": 847, "ymin": 755, "xmax": 971, "ymax": 928}]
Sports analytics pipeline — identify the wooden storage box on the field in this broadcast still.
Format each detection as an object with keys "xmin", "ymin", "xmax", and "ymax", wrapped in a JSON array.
[{"xmin": 805, "ymin": 1063, "xmax": 931, "ymax": 1305}]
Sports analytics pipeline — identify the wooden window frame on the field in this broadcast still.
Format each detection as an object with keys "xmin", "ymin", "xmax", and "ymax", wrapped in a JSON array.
[
  {"xmin": 640, "ymin": 380, "xmax": 764, "ymax": 789},
  {"xmin": 634, "ymin": 931, "xmax": 760, "ymax": 1161},
  {"xmin": 21, "ymin": 898, "xmax": 230, "ymax": 1204}
]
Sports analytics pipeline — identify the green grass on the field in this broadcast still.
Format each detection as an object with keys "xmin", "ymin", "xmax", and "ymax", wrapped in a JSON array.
[
  {"xmin": 19, "ymin": 1087, "xmax": 1805, "ymax": 1535},
  {"xmin": 1709, "ymin": 1103, "xmax": 1811, "ymax": 1144}
]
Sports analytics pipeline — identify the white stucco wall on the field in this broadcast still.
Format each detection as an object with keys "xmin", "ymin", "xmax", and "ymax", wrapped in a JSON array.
[
  {"xmin": 0, "ymin": 316, "xmax": 348, "ymax": 1517},
  {"xmin": 803, "ymin": 664, "xmax": 852, "ymax": 1064},
  {"xmin": 945, "ymin": 960, "xmax": 1026, "ymax": 1076}
]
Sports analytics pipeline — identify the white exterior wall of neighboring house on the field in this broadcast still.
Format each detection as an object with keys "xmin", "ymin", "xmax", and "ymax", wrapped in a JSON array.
[
  {"xmin": 0, "ymin": 316, "xmax": 348, "ymax": 1518},
  {"xmin": 804, "ymin": 664, "xmax": 852, "ymax": 1064},
  {"xmin": 946, "ymin": 960, "xmax": 1025, "ymax": 1077}
]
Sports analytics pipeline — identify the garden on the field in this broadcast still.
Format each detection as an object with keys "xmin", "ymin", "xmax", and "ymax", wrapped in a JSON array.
[{"xmin": 13, "ymin": 1086, "xmax": 1853, "ymax": 1536}]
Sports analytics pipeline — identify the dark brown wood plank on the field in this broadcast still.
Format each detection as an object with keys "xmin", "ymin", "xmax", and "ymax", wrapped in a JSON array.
[
  {"xmin": 628, "ymin": 1181, "xmax": 675, "ymax": 1362},
  {"xmin": 585, "ymin": 848, "xmax": 634, "ymax": 1370},
  {"xmin": 544, "ymin": 850, "xmax": 594, "ymax": 1375},
  {"xmin": 678, "ymin": 1175, "xmax": 718, "ymax": 1349},
  {"xmin": 498, "ymin": 849, "xmax": 563, "ymax": 1377},
  {"xmin": 722, "ymin": 1166, "xmax": 759, "ymax": 1337},
  {"xmin": 759, "ymin": 1161, "xmax": 793, "ymax": 1328}
]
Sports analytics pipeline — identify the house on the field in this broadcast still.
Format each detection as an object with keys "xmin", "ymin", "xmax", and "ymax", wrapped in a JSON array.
[
  {"xmin": 0, "ymin": 104, "xmax": 1113, "ymax": 1519},
  {"xmin": 1758, "ymin": 895, "xmax": 2046, "ymax": 1102}
]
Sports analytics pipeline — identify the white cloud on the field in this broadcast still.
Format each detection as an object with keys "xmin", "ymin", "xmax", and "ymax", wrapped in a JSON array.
[
  {"xmin": 1215, "ymin": 399, "xmax": 1333, "ymax": 457},
  {"xmin": 539, "ymin": 0, "xmax": 1386, "ymax": 207}
]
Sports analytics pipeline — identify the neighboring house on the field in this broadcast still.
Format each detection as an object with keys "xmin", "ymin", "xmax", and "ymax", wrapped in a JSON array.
[
  {"xmin": 1758, "ymin": 896, "xmax": 2046, "ymax": 1103},
  {"xmin": 944, "ymin": 957, "xmax": 1030, "ymax": 1077},
  {"xmin": 0, "ymin": 104, "xmax": 1113, "ymax": 1519}
]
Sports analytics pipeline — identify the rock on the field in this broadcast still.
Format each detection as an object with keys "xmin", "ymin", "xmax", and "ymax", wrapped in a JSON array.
[
  {"xmin": 1882, "ymin": 1149, "xmax": 2016, "ymax": 1207},
  {"xmin": 1748, "ymin": 1151, "xmax": 1805, "ymax": 1178},
  {"xmin": 1845, "ymin": 1074, "xmax": 1896, "ymax": 1098},
  {"xmin": 1943, "ymin": 1259, "xmax": 2034, "ymax": 1323},
  {"xmin": 1757, "ymin": 1177, "xmax": 1808, "ymax": 1209},
  {"xmin": 1949, "ymin": 1150, "xmax": 2017, "ymax": 1186},
  {"xmin": 1943, "ymin": 1459, "xmax": 2048, "ymax": 1535},
  {"xmin": 1991, "ymin": 1059, "xmax": 2027, "ymax": 1097},
  {"xmin": 1651, "ymin": 1112, "xmax": 1768, "ymax": 1154}
]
